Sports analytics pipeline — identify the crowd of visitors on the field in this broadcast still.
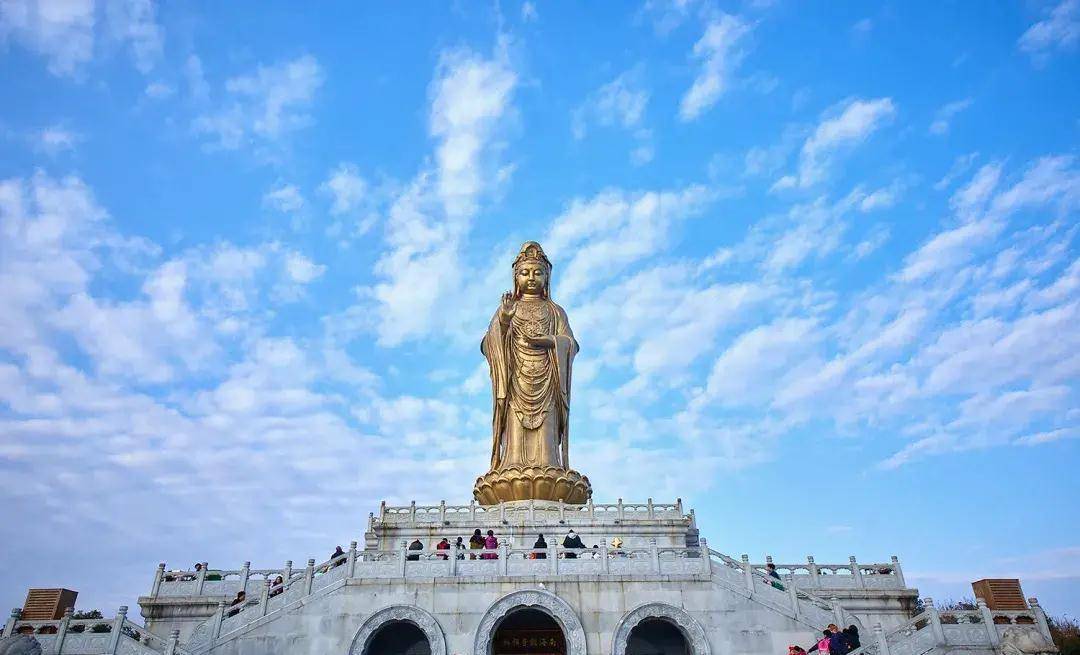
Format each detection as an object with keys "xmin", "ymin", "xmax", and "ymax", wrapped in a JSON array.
[
  {"xmin": 394, "ymin": 529, "xmax": 627, "ymax": 560},
  {"xmin": 790, "ymin": 624, "xmax": 860, "ymax": 655}
]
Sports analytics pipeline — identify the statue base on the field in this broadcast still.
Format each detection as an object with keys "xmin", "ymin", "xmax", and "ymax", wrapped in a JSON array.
[{"xmin": 473, "ymin": 465, "xmax": 592, "ymax": 505}]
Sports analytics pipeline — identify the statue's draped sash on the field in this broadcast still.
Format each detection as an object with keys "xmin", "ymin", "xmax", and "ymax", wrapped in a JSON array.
[{"xmin": 481, "ymin": 299, "xmax": 577, "ymax": 470}]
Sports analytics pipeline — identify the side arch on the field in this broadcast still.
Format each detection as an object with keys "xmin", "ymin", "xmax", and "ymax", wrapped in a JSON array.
[
  {"xmin": 349, "ymin": 605, "xmax": 446, "ymax": 655},
  {"xmin": 473, "ymin": 589, "xmax": 587, "ymax": 655},
  {"xmin": 611, "ymin": 602, "xmax": 711, "ymax": 655}
]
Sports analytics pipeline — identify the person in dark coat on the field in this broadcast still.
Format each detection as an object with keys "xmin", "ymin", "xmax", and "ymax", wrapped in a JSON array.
[
  {"xmin": 533, "ymin": 534, "xmax": 548, "ymax": 559},
  {"xmin": 844, "ymin": 626, "xmax": 860, "ymax": 651},
  {"xmin": 561, "ymin": 529, "xmax": 585, "ymax": 558}
]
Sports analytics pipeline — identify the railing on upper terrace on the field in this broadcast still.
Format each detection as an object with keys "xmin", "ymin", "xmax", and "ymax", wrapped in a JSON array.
[
  {"xmin": 2, "ymin": 605, "xmax": 188, "ymax": 655},
  {"xmin": 372, "ymin": 498, "xmax": 689, "ymax": 526},
  {"xmin": 747, "ymin": 555, "xmax": 907, "ymax": 591},
  {"xmin": 848, "ymin": 597, "xmax": 1054, "ymax": 655}
]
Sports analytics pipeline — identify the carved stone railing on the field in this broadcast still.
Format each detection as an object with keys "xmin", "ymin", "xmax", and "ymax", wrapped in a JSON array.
[
  {"xmin": 373, "ymin": 498, "xmax": 688, "ymax": 526},
  {"xmin": 4, "ymin": 606, "xmax": 187, "ymax": 655},
  {"xmin": 747, "ymin": 555, "xmax": 907, "ymax": 591},
  {"xmin": 846, "ymin": 597, "xmax": 1054, "ymax": 655}
]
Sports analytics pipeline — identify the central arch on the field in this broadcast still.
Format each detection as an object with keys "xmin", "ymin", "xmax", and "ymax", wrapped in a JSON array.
[
  {"xmin": 611, "ymin": 603, "xmax": 710, "ymax": 655},
  {"xmin": 349, "ymin": 605, "xmax": 446, "ymax": 655},
  {"xmin": 474, "ymin": 589, "xmax": 586, "ymax": 655}
]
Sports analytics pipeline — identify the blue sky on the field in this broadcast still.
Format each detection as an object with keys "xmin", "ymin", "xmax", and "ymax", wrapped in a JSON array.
[{"xmin": 1, "ymin": 0, "xmax": 1079, "ymax": 620}]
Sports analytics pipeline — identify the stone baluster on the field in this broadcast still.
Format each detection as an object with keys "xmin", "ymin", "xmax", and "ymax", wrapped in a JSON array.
[
  {"xmin": 874, "ymin": 623, "xmax": 890, "ymax": 655},
  {"xmin": 741, "ymin": 554, "xmax": 754, "ymax": 593},
  {"xmin": 676, "ymin": 497, "xmax": 684, "ymax": 516},
  {"xmin": 107, "ymin": 605, "xmax": 127, "ymax": 654},
  {"xmin": 766, "ymin": 554, "xmax": 774, "ymax": 566},
  {"xmin": 924, "ymin": 598, "xmax": 946, "ymax": 646},
  {"xmin": 617, "ymin": 498, "xmax": 625, "ymax": 520},
  {"xmin": 807, "ymin": 556, "xmax": 820, "ymax": 587},
  {"xmin": 366, "ymin": 512, "xmax": 375, "ymax": 532},
  {"xmin": 699, "ymin": 538, "xmax": 710, "ymax": 574},
  {"xmin": 787, "ymin": 574, "xmax": 800, "ymax": 618},
  {"xmin": 890, "ymin": 555, "xmax": 904, "ymax": 587},
  {"xmin": 449, "ymin": 543, "xmax": 458, "ymax": 576},
  {"xmin": 439, "ymin": 500, "xmax": 446, "ymax": 524},
  {"xmin": 650, "ymin": 539, "xmax": 660, "ymax": 574},
  {"xmin": 977, "ymin": 599, "xmax": 1000, "ymax": 646},
  {"xmin": 601, "ymin": 543, "xmax": 610, "ymax": 574},
  {"xmin": 347, "ymin": 541, "xmax": 358, "ymax": 578},
  {"xmin": 259, "ymin": 579, "xmax": 271, "ymax": 617},
  {"xmin": 528, "ymin": 499, "xmax": 535, "ymax": 522},
  {"xmin": 499, "ymin": 544, "xmax": 509, "ymax": 575},
  {"xmin": 55, "ymin": 607, "xmax": 73, "ymax": 652},
  {"xmin": 850, "ymin": 556, "xmax": 865, "ymax": 588},
  {"xmin": 151, "ymin": 563, "xmax": 166, "ymax": 597},
  {"xmin": 239, "ymin": 561, "xmax": 251, "ymax": 596},
  {"xmin": 647, "ymin": 498, "xmax": 654, "ymax": 519},
  {"xmin": 830, "ymin": 596, "xmax": 845, "ymax": 627},
  {"xmin": 1029, "ymin": 598, "xmax": 1052, "ymax": 642},
  {"xmin": 4, "ymin": 608, "xmax": 19, "ymax": 637},
  {"xmin": 558, "ymin": 499, "xmax": 565, "ymax": 522},
  {"xmin": 283, "ymin": 560, "xmax": 293, "ymax": 586},
  {"xmin": 689, "ymin": 508, "xmax": 697, "ymax": 529},
  {"xmin": 399, "ymin": 543, "xmax": 408, "ymax": 577},
  {"xmin": 469, "ymin": 500, "xmax": 477, "ymax": 522},
  {"xmin": 212, "ymin": 601, "xmax": 226, "ymax": 639},
  {"xmin": 499, "ymin": 503, "xmax": 506, "ymax": 524},
  {"xmin": 379, "ymin": 500, "xmax": 386, "ymax": 522},
  {"xmin": 165, "ymin": 630, "xmax": 180, "ymax": 655},
  {"xmin": 409, "ymin": 500, "xmax": 416, "ymax": 524},
  {"xmin": 196, "ymin": 562, "xmax": 208, "ymax": 594},
  {"xmin": 550, "ymin": 545, "xmax": 558, "ymax": 574},
  {"xmin": 303, "ymin": 559, "xmax": 315, "ymax": 595},
  {"xmin": 587, "ymin": 498, "xmax": 594, "ymax": 519}
]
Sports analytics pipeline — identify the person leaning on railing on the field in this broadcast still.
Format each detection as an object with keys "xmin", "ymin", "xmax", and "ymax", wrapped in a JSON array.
[
  {"xmin": 469, "ymin": 529, "xmax": 484, "ymax": 559},
  {"xmin": 268, "ymin": 575, "xmax": 284, "ymax": 598}
]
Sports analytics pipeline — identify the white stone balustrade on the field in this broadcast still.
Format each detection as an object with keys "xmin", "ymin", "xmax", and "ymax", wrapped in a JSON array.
[
  {"xmin": 750, "ymin": 554, "xmax": 906, "ymax": 590},
  {"xmin": 4, "ymin": 605, "xmax": 191, "ymax": 655},
  {"xmin": 373, "ymin": 497, "xmax": 688, "ymax": 527}
]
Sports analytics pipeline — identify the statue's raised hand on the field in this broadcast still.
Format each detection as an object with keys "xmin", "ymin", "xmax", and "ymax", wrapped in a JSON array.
[{"xmin": 499, "ymin": 292, "xmax": 516, "ymax": 323}]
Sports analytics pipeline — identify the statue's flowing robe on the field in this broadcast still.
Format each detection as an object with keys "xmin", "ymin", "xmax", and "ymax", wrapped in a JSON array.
[{"xmin": 481, "ymin": 298, "xmax": 577, "ymax": 470}]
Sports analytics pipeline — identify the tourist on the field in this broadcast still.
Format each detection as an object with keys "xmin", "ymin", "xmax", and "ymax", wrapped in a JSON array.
[
  {"xmin": 808, "ymin": 629, "xmax": 833, "ymax": 654},
  {"xmin": 562, "ymin": 529, "xmax": 585, "ymax": 558},
  {"xmin": 226, "ymin": 591, "xmax": 246, "ymax": 617},
  {"xmin": 789, "ymin": 645, "xmax": 807, "ymax": 655},
  {"xmin": 533, "ymin": 534, "xmax": 548, "ymax": 559},
  {"xmin": 436, "ymin": 538, "xmax": 450, "ymax": 560},
  {"xmin": 454, "ymin": 537, "xmax": 466, "ymax": 560},
  {"xmin": 767, "ymin": 563, "xmax": 781, "ymax": 580},
  {"xmin": 592, "ymin": 545, "xmax": 601, "ymax": 559},
  {"xmin": 407, "ymin": 538, "xmax": 423, "ymax": 561},
  {"xmin": 269, "ymin": 575, "xmax": 284, "ymax": 598},
  {"xmin": 483, "ymin": 529, "xmax": 499, "ymax": 559},
  {"xmin": 844, "ymin": 626, "xmax": 860, "ymax": 651},
  {"xmin": 765, "ymin": 562, "xmax": 785, "ymax": 590},
  {"xmin": 469, "ymin": 529, "xmax": 484, "ymax": 560},
  {"xmin": 330, "ymin": 545, "xmax": 346, "ymax": 567}
]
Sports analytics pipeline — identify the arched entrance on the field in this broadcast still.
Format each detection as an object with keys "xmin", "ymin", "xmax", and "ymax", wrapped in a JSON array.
[
  {"xmin": 611, "ymin": 603, "xmax": 710, "ymax": 655},
  {"xmin": 474, "ymin": 589, "xmax": 587, "ymax": 655},
  {"xmin": 492, "ymin": 607, "xmax": 566, "ymax": 655},
  {"xmin": 626, "ymin": 618, "xmax": 689, "ymax": 655},
  {"xmin": 364, "ymin": 620, "xmax": 431, "ymax": 655},
  {"xmin": 349, "ymin": 605, "xmax": 446, "ymax": 655}
]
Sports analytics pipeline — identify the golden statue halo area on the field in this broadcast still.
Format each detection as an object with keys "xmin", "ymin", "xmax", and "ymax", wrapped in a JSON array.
[{"xmin": 473, "ymin": 241, "xmax": 592, "ymax": 505}]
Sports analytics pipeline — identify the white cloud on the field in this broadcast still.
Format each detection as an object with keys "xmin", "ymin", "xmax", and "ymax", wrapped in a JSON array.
[
  {"xmin": 104, "ymin": 0, "xmax": 161, "ymax": 72},
  {"xmin": 929, "ymin": 98, "xmax": 973, "ymax": 136},
  {"xmin": 262, "ymin": 183, "xmax": 304, "ymax": 213},
  {"xmin": 573, "ymin": 69, "xmax": 653, "ymax": 165},
  {"xmin": 36, "ymin": 125, "xmax": 80, "ymax": 154},
  {"xmin": 935, "ymin": 152, "xmax": 979, "ymax": 191},
  {"xmin": 193, "ymin": 55, "xmax": 324, "ymax": 151},
  {"xmin": 283, "ymin": 251, "xmax": 325, "ymax": 284},
  {"xmin": 143, "ymin": 80, "xmax": 174, "ymax": 99},
  {"xmin": 0, "ymin": 0, "xmax": 95, "ymax": 76},
  {"xmin": 1018, "ymin": 0, "xmax": 1080, "ymax": 62},
  {"xmin": 321, "ymin": 163, "xmax": 367, "ymax": 215},
  {"xmin": 679, "ymin": 13, "xmax": 751, "ymax": 121},
  {"xmin": 779, "ymin": 97, "xmax": 896, "ymax": 189},
  {"xmin": 521, "ymin": 1, "xmax": 537, "ymax": 22}
]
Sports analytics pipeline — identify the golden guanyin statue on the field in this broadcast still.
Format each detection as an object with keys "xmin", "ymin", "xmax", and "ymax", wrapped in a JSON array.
[{"xmin": 473, "ymin": 241, "xmax": 592, "ymax": 505}]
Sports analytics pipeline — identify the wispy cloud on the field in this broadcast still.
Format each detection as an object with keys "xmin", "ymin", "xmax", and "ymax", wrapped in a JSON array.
[{"xmin": 679, "ymin": 13, "xmax": 752, "ymax": 121}]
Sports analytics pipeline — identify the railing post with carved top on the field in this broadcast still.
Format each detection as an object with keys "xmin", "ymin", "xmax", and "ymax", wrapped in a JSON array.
[
  {"xmin": 699, "ymin": 538, "xmax": 710, "ymax": 574},
  {"xmin": 890, "ymin": 555, "xmax": 904, "ymax": 587},
  {"xmin": 830, "ymin": 596, "xmax": 845, "ymax": 627},
  {"xmin": 741, "ymin": 554, "xmax": 754, "ymax": 593},
  {"xmin": 689, "ymin": 508, "xmax": 697, "ymax": 529},
  {"xmin": 550, "ymin": 546, "xmax": 558, "ymax": 574},
  {"xmin": 850, "ymin": 556, "xmax": 865, "ymax": 588},
  {"xmin": 3, "ymin": 608, "xmax": 19, "ymax": 637},
  {"xmin": 348, "ymin": 541, "xmax": 358, "ymax": 577},
  {"xmin": 874, "ymin": 623, "xmax": 890, "ymax": 655},
  {"xmin": 196, "ymin": 562, "xmax": 208, "ymax": 594},
  {"xmin": 55, "ymin": 607, "xmax": 72, "ymax": 651},
  {"xmin": 558, "ymin": 499, "xmax": 565, "ymax": 522},
  {"xmin": 399, "ymin": 543, "xmax": 408, "ymax": 577},
  {"xmin": 165, "ymin": 629, "xmax": 180, "ymax": 655},
  {"xmin": 108, "ymin": 605, "xmax": 127, "ymax": 654},
  {"xmin": 676, "ymin": 497, "xmax": 683, "ymax": 516},
  {"xmin": 977, "ymin": 599, "xmax": 1000, "ymax": 646},
  {"xmin": 409, "ymin": 501, "xmax": 416, "ymax": 524},
  {"xmin": 647, "ymin": 498, "xmax": 654, "ymax": 519},
  {"xmin": 618, "ymin": 498, "xmax": 625, "ymax": 520},
  {"xmin": 439, "ymin": 500, "xmax": 446, "ymax": 524},
  {"xmin": 213, "ymin": 601, "xmax": 226, "ymax": 639},
  {"xmin": 601, "ymin": 543, "xmax": 610, "ymax": 574},
  {"xmin": 1029, "ymin": 598, "xmax": 1052, "ymax": 643},
  {"xmin": 650, "ymin": 539, "xmax": 660, "ymax": 574},
  {"xmin": 303, "ymin": 559, "xmax": 315, "ymax": 595},
  {"xmin": 500, "ymin": 544, "xmax": 509, "ymax": 575},
  {"xmin": 500, "ymin": 503, "xmax": 506, "ymax": 524},
  {"xmin": 787, "ymin": 574, "xmax": 800, "ymax": 617},
  {"xmin": 807, "ymin": 556, "xmax": 820, "ymax": 587},
  {"xmin": 283, "ymin": 560, "xmax": 293, "ymax": 585},
  {"xmin": 587, "ymin": 498, "xmax": 594, "ymax": 519},
  {"xmin": 259, "ymin": 579, "xmax": 271, "ymax": 617},
  {"xmin": 924, "ymin": 598, "xmax": 946, "ymax": 646},
  {"xmin": 379, "ymin": 500, "xmax": 386, "ymax": 522},
  {"xmin": 470, "ymin": 499, "xmax": 477, "ymax": 522},
  {"xmin": 239, "ymin": 561, "xmax": 251, "ymax": 596},
  {"xmin": 151, "ymin": 563, "xmax": 166, "ymax": 597}
]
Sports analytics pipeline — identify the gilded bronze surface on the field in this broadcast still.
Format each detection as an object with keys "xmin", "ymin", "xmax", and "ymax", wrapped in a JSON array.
[{"xmin": 473, "ymin": 241, "xmax": 592, "ymax": 505}]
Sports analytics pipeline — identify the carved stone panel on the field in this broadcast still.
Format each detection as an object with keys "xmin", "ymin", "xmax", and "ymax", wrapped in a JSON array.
[
  {"xmin": 473, "ymin": 589, "xmax": 587, "ymax": 655},
  {"xmin": 348, "ymin": 605, "xmax": 446, "ymax": 655},
  {"xmin": 610, "ymin": 603, "xmax": 711, "ymax": 655}
]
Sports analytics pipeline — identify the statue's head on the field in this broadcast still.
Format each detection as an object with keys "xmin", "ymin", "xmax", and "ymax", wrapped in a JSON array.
[{"xmin": 512, "ymin": 241, "xmax": 552, "ymax": 298}]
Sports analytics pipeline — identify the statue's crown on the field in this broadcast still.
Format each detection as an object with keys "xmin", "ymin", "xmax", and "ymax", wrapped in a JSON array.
[{"xmin": 513, "ymin": 241, "xmax": 552, "ymax": 269}]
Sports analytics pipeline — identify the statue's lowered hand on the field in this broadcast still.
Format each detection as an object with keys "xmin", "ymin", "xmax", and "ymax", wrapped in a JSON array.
[{"xmin": 525, "ymin": 334, "xmax": 556, "ymax": 349}]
